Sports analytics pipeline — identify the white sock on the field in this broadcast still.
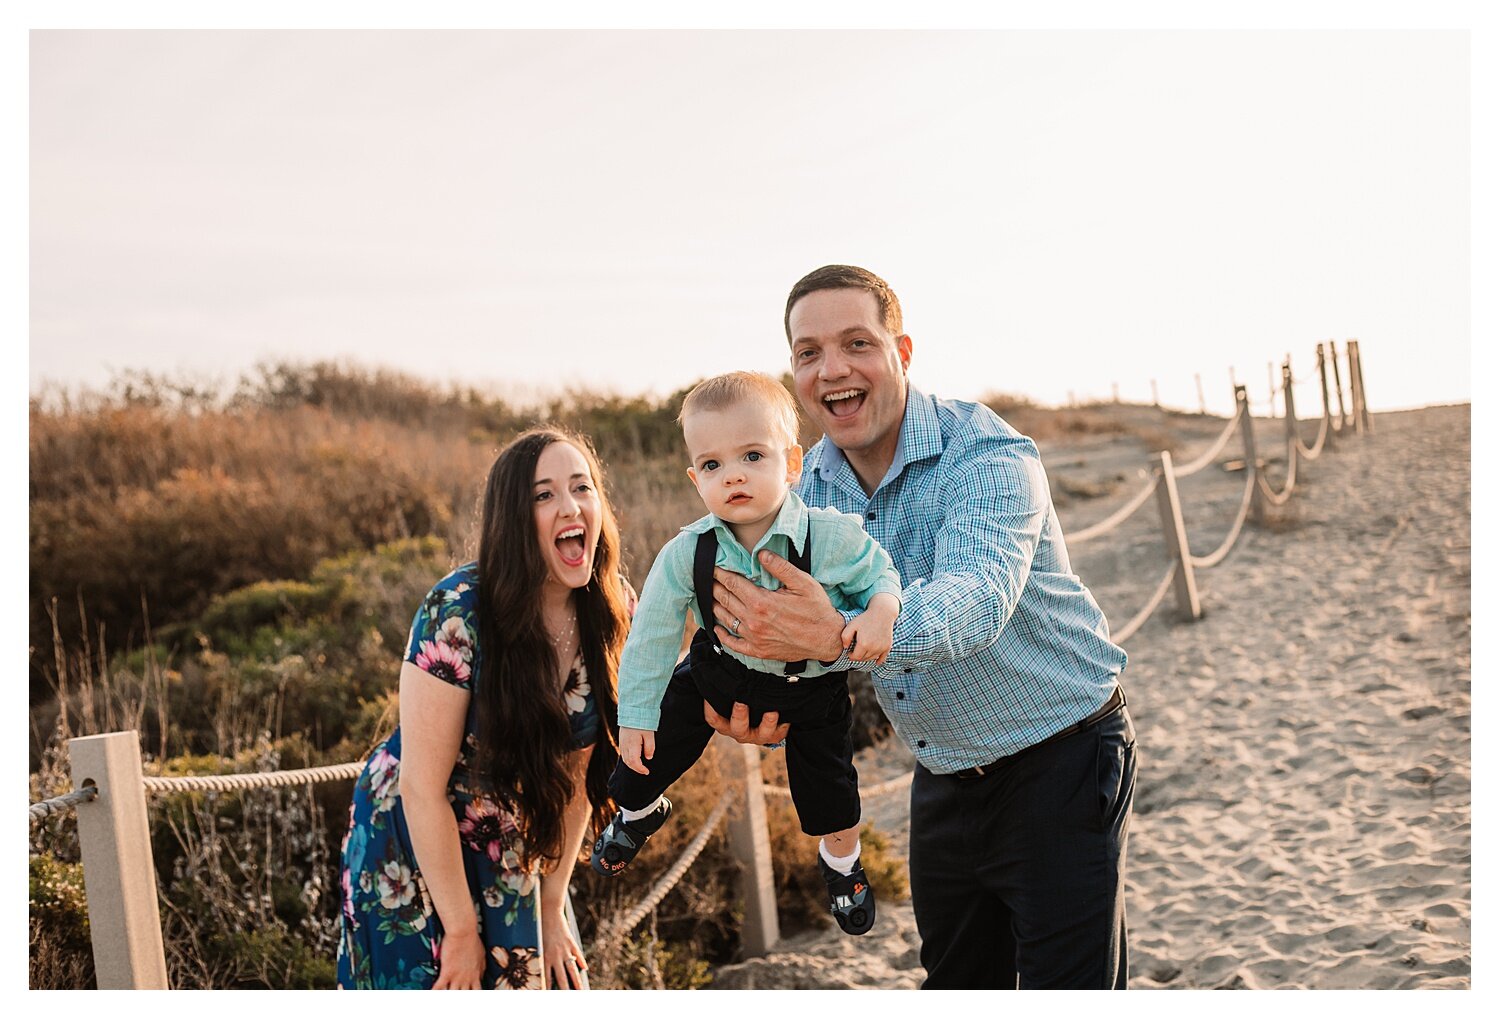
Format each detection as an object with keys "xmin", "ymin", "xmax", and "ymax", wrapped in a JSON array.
[
  {"xmin": 621, "ymin": 797, "xmax": 664, "ymax": 823},
  {"xmin": 819, "ymin": 838, "xmax": 861, "ymax": 875}
]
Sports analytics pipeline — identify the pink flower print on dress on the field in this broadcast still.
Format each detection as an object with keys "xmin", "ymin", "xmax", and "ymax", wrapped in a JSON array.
[
  {"xmin": 366, "ymin": 746, "xmax": 400, "ymax": 814},
  {"xmin": 376, "ymin": 860, "xmax": 419, "ymax": 911},
  {"xmin": 413, "ymin": 639, "xmax": 471, "ymax": 685},
  {"xmin": 458, "ymin": 798, "xmax": 509, "ymax": 862},
  {"xmin": 437, "ymin": 616, "xmax": 475, "ymax": 662}
]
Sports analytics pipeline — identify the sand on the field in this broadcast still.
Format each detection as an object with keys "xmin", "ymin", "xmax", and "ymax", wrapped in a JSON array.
[{"xmin": 710, "ymin": 404, "xmax": 1471, "ymax": 989}]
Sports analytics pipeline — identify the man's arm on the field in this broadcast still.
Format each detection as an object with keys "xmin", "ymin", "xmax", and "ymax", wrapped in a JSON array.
[
  {"xmin": 878, "ymin": 446, "xmax": 1046, "ymax": 671},
  {"xmin": 714, "ymin": 437, "xmax": 1046, "ymax": 673}
]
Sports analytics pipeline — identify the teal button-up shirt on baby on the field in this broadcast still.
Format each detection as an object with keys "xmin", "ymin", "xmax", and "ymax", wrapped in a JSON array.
[{"xmin": 615, "ymin": 489, "xmax": 902, "ymax": 731}]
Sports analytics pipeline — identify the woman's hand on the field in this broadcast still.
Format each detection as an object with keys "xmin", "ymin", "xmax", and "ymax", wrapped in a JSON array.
[
  {"xmin": 541, "ymin": 906, "xmax": 588, "ymax": 989},
  {"xmin": 432, "ymin": 926, "xmax": 487, "ymax": 990}
]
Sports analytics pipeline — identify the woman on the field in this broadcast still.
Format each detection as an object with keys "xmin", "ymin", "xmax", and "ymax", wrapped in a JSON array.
[{"xmin": 337, "ymin": 428, "xmax": 628, "ymax": 989}]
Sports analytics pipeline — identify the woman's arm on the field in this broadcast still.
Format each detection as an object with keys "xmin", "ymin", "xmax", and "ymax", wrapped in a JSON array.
[
  {"xmin": 396, "ymin": 660, "xmax": 487, "ymax": 990},
  {"xmin": 540, "ymin": 744, "xmax": 595, "ymax": 989}
]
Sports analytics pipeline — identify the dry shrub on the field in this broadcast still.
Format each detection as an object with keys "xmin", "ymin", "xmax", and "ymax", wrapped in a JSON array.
[{"xmin": 28, "ymin": 362, "xmax": 914, "ymax": 990}]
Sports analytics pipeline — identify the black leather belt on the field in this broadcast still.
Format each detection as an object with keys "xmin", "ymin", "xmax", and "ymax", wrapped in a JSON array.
[{"xmin": 950, "ymin": 685, "xmax": 1126, "ymax": 779}]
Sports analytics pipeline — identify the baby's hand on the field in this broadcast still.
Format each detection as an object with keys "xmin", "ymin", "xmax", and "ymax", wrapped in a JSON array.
[
  {"xmin": 619, "ymin": 727, "xmax": 656, "ymax": 775},
  {"xmin": 841, "ymin": 593, "xmax": 899, "ymax": 666}
]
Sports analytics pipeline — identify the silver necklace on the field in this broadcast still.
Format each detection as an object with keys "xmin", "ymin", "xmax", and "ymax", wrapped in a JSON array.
[{"xmin": 548, "ymin": 616, "xmax": 578, "ymax": 650}]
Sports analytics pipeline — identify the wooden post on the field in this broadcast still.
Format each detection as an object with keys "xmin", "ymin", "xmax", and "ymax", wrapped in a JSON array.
[
  {"xmin": 1235, "ymin": 385, "xmax": 1265, "ymax": 524},
  {"xmin": 1153, "ymin": 450, "xmax": 1201, "ymax": 621},
  {"xmin": 1195, "ymin": 373, "xmax": 1206, "ymax": 415},
  {"xmin": 69, "ymin": 731, "xmax": 169, "ymax": 989},
  {"xmin": 1351, "ymin": 339, "xmax": 1374, "ymax": 433},
  {"xmin": 1151, "ymin": 379, "xmax": 1159, "ymax": 408},
  {"xmin": 1347, "ymin": 340, "xmax": 1367, "ymax": 436},
  {"xmin": 1329, "ymin": 341, "xmax": 1348, "ymax": 430},
  {"xmin": 1316, "ymin": 343, "xmax": 1336, "ymax": 448},
  {"xmin": 1282, "ymin": 362, "xmax": 1298, "ymax": 452},
  {"xmin": 719, "ymin": 736, "xmax": 779, "ymax": 957},
  {"xmin": 1112, "ymin": 382, "xmax": 1120, "ymax": 404},
  {"xmin": 1267, "ymin": 362, "xmax": 1276, "ymax": 415}
]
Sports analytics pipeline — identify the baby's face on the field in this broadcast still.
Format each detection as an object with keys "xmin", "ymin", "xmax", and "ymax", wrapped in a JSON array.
[{"xmin": 683, "ymin": 401, "xmax": 801, "ymax": 528}]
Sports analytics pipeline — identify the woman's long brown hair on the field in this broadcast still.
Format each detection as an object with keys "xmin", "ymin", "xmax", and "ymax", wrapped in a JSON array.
[{"xmin": 472, "ymin": 428, "xmax": 625, "ymax": 871}]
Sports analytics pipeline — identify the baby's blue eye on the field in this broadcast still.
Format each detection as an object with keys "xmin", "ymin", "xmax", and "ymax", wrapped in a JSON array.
[
  {"xmin": 701, "ymin": 460, "xmax": 719, "ymax": 472},
  {"xmin": 746, "ymin": 451, "xmax": 763, "ymax": 462}
]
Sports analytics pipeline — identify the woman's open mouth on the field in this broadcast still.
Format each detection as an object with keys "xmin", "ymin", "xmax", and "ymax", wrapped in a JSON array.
[
  {"xmin": 555, "ymin": 526, "xmax": 587, "ymax": 567},
  {"xmin": 822, "ymin": 388, "xmax": 866, "ymax": 419}
]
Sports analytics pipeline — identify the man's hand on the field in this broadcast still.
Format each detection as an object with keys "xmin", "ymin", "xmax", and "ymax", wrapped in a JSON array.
[
  {"xmin": 712, "ymin": 550, "xmax": 846, "ymax": 663},
  {"xmin": 618, "ymin": 727, "xmax": 655, "ymax": 775},
  {"xmin": 704, "ymin": 700, "xmax": 791, "ymax": 746}
]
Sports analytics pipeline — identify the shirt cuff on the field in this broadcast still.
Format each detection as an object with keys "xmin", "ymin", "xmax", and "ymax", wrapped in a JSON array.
[
  {"xmin": 818, "ymin": 609, "xmax": 862, "ymax": 669},
  {"xmin": 616, "ymin": 706, "xmax": 662, "ymax": 731}
]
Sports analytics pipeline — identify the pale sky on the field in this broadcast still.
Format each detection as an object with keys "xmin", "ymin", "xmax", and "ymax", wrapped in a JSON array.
[{"xmin": 29, "ymin": 29, "xmax": 1470, "ymax": 415}]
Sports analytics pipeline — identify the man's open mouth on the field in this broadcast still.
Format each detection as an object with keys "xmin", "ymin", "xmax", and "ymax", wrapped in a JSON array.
[
  {"xmin": 555, "ymin": 526, "xmax": 587, "ymax": 566},
  {"xmin": 822, "ymin": 388, "xmax": 866, "ymax": 419}
]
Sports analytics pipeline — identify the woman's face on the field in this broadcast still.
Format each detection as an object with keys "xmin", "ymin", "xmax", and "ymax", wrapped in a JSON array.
[{"xmin": 531, "ymin": 440, "xmax": 603, "ymax": 595}]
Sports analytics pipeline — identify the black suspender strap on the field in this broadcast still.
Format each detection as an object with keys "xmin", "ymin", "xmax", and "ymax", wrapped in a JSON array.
[
  {"xmin": 691, "ymin": 524, "xmax": 815, "ymax": 676},
  {"xmin": 692, "ymin": 530, "xmax": 720, "ymax": 650},
  {"xmin": 782, "ymin": 525, "xmax": 812, "ymax": 676}
]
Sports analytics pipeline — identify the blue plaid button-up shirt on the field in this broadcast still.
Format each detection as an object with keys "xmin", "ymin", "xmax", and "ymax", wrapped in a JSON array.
[{"xmin": 801, "ymin": 386, "xmax": 1128, "ymax": 773}]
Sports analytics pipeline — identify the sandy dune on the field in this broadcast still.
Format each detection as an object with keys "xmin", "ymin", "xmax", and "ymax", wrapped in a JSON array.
[{"xmin": 712, "ymin": 404, "xmax": 1471, "ymax": 989}]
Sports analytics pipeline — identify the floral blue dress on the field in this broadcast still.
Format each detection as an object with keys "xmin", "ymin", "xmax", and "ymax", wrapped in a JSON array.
[{"xmin": 336, "ymin": 563, "xmax": 599, "ymax": 989}]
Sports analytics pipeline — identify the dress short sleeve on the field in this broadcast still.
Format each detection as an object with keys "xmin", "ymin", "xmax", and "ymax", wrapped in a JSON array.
[{"xmin": 404, "ymin": 563, "xmax": 482, "ymax": 692}]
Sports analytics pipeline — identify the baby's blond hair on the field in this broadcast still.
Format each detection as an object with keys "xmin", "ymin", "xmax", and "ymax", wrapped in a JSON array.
[{"xmin": 677, "ymin": 371, "xmax": 801, "ymax": 447}]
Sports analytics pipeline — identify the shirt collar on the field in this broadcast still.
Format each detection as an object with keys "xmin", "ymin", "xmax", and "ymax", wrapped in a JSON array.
[{"xmin": 682, "ymin": 490, "xmax": 810, "ymax": 553}]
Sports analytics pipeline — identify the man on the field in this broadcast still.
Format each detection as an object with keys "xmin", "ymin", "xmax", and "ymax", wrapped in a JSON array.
[{"xmin": 704, "ymin": 264, "xmax": 1136, "ymax": 989}]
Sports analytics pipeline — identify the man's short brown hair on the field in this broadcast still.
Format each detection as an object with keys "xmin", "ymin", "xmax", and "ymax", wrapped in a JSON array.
[
  {"xmin": 783, "ymin": 264, "xmax": 904, "ymax": 344},
  {"xmin": 677, "ymin": 370, "xmax": 801, "ymax": 447}
]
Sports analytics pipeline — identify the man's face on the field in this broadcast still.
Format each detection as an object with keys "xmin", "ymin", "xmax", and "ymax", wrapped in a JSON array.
[{"xmin": 788, "ymin": 288, "xmax": 912, "ymax": 462}]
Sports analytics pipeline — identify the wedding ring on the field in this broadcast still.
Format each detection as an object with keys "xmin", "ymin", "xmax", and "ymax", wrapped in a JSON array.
[{"xmin": 730, "ymin": 617, "xmax": 742, "ymax": 638}]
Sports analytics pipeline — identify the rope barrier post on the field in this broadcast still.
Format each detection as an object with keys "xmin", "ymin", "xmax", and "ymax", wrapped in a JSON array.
[
  {"xmin": 1151, "ymin": 379, "xmax": 1159, "ymax": 408},
  {"xmin": 1328, "ymin": 341, "xmax": 1348, "ymax": 432},
  {"xmin": 1196, "ymin": 373, "xmax": 1206, "ymax": 415},
  {"xmin": 719, "ymin": 736, "xmax": 779, "ymax": 957},
  {"xmin": 1356, "ymin": 340, "xmax": 1368, "ymax": 435},
  {"xmin": 1316, "ymin": 343, "xmax": 1336, "ymax": 449},
  {"xmin": 1282, "ymin": 362, "xmax": 1298, "ymax": 455},
  {"xmin": 68, "ymin": 731, "xmax": 169, "ymax": 989},
  {"xmin": 1153, "ymin": 450, "xmax": 1201, "ymax": 621},
  {"xmin": 1235, "ymin": 385, "xmax": 1266, "ymax": 525},
  {"xmin": 1351, "ymin": 339, "xmax": 1374, "ymax": 434}
]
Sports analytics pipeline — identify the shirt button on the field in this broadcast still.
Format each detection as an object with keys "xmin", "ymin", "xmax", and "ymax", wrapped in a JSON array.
[
  {"xmin": 903, "ymin": 668, "xmax": 912, "ymax": 674},
  {"xmin": 917, "ymin": 740, "xmax": 926, "ymax": 749},
  {"xmin": 895, "ymin": 691, "xmax": 904, "ymax": 700},
  {"xmin": 866, "ymin": 511, "xmax": 877, "ymax": 520}
]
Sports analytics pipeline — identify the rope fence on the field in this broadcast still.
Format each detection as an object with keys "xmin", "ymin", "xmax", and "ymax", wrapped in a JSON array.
[
  {"xmin": 31, "ymin": 337, "xmax": 1373, "ymax": 988},
  {"xmin": 29, "ymin": 785, "xmax": 97, "ymax": 822}
]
